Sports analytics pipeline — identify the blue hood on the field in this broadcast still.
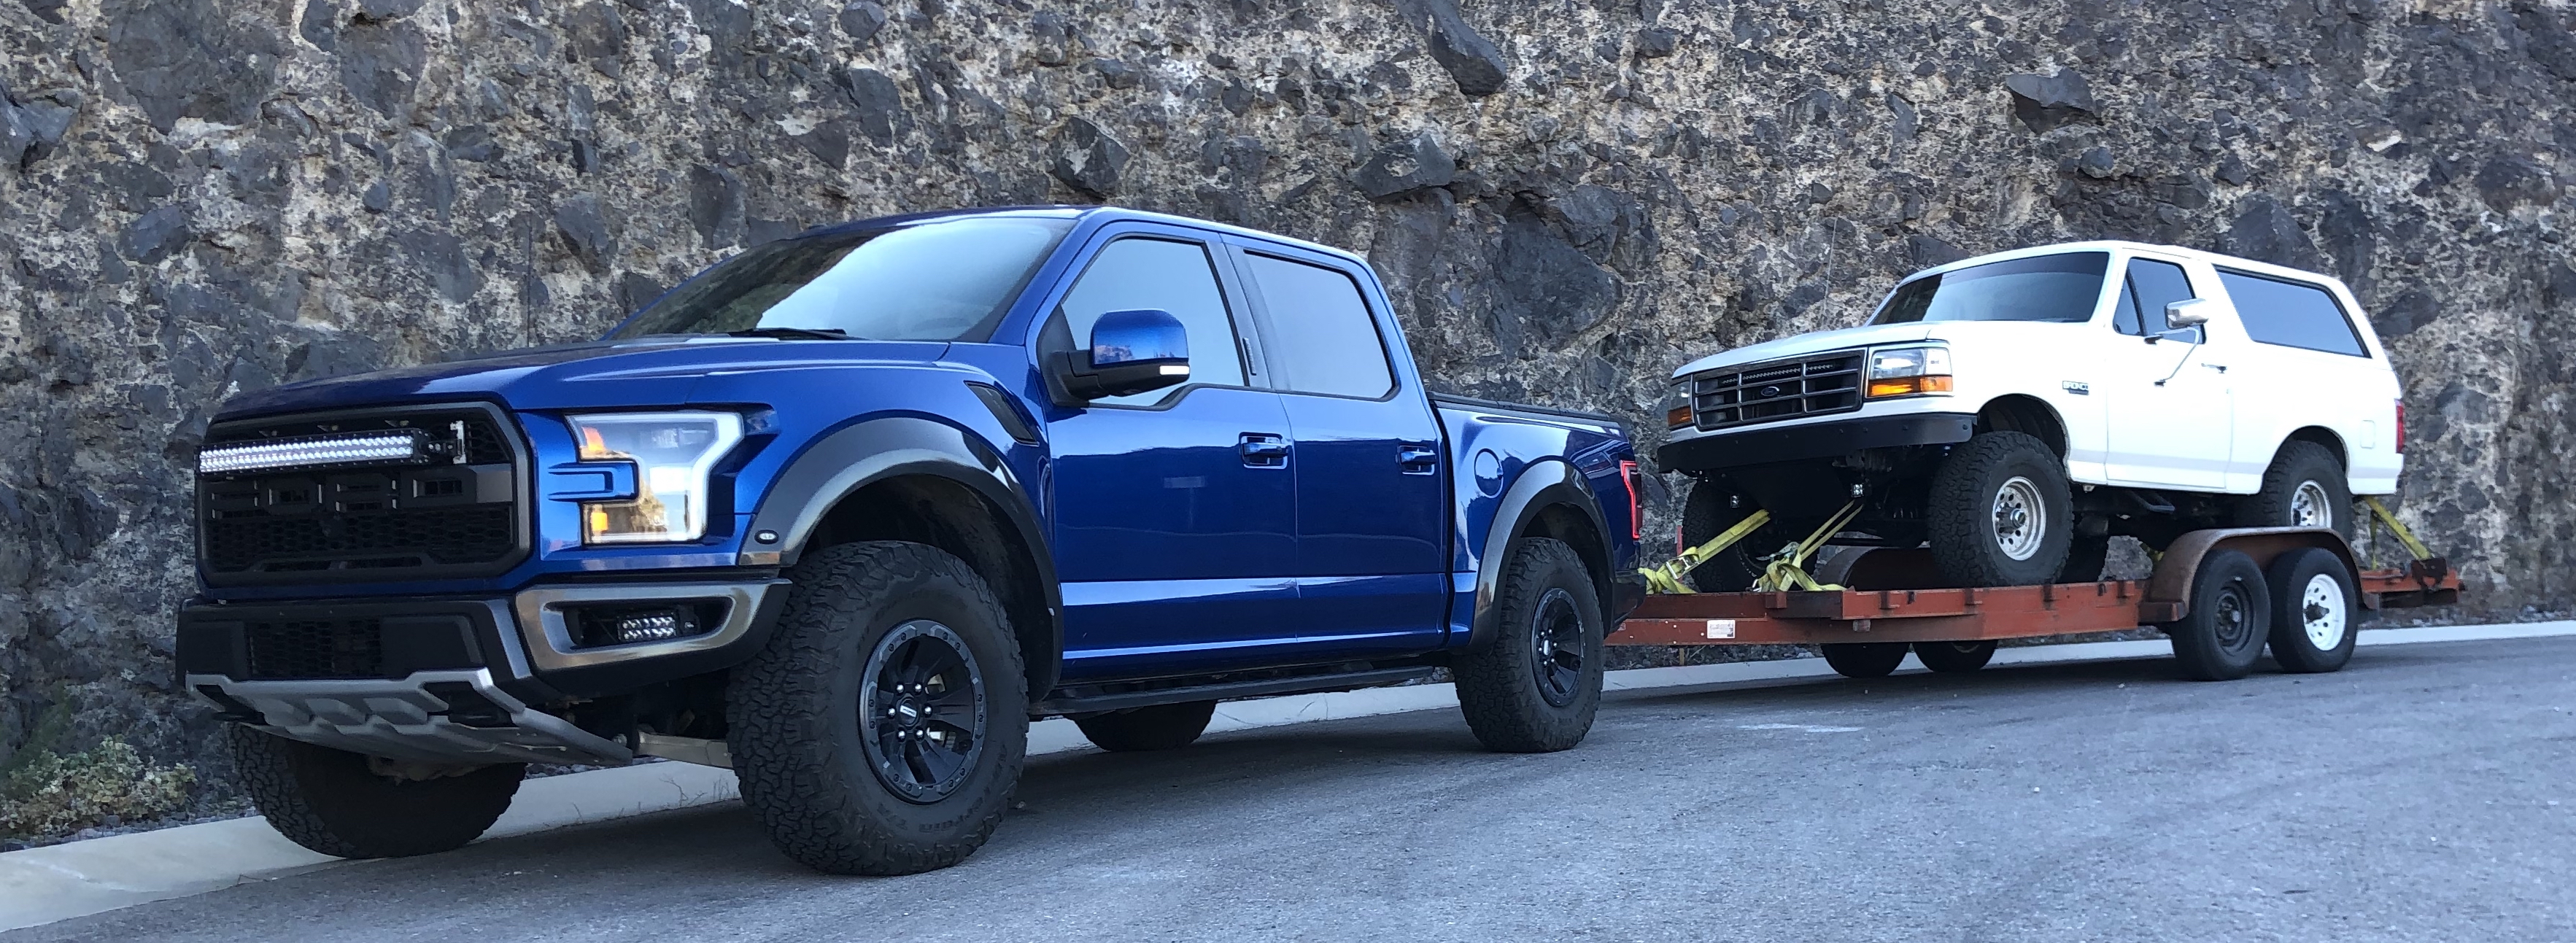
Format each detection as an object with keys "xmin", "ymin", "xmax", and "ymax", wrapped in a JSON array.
[{"xmin": 216, "ymin": 337, "xmax": 955, "ymax": 419}]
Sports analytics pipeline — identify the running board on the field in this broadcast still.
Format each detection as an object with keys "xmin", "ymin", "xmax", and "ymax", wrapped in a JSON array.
[{"xmin": 1034, "ymin": 666, "xmax": 1439, "ymax": 716}]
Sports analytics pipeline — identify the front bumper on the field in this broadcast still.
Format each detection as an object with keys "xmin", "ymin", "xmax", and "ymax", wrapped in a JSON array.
[
  {"xmin": 1658, "ymin": 411, "xmax": 1976, "ymax": 471},
  {"xmin": 179, "ymin": 577, "xmax": 787, "ymax": 764}
]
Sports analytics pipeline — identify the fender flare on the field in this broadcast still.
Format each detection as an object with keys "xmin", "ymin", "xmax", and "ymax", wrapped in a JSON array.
[
  {"xmin": 737, "ymin": 415, "xmax": 1063, "ymax": 693},
  {"xmin": 1467, "ymin": 459, "xmax": 1612, "ymax": 652}
]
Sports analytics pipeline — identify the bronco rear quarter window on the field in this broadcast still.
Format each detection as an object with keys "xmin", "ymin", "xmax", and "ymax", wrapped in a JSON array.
[{"xmin": 2216, "ymin": 269, "xmax": 2370, "ymax": 357}]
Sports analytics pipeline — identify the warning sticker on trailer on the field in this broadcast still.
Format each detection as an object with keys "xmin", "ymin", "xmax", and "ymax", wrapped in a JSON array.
[{"xmin": 1705, "ymin": 619, "xmax": 1736, "ymax": 639}]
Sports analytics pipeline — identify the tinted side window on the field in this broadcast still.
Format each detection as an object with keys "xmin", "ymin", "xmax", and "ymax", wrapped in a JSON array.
[
  {"xmin": 2219, "ymin": 270, "xmax": 2369, "ymax": 357},
  {"xmin": 2127, "ymin": 259, "xmax": 2201, "ymax": 344},
  {"xmin": 1242, "ymin": 254, "xmax": 1393, "ymax": 399},
  {"xmin": 1059, "ymin": 238, "xmax": 1247, "ymax": 406}
]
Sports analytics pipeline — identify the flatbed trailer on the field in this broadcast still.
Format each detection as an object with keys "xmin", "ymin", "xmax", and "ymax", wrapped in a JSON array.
[{"xmin": 1611, "ymin": 526, "xmax": 2463, "ymax": 680}]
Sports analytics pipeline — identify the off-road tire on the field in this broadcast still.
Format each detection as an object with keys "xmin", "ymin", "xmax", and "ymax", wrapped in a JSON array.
[
  {"xmin": 226, "ymin": 725, "xmax": 523, "ymax": 859},
  {"xmin": 1454, "ymin": 538, "xmax": 1604, "ymax": 753},
  {"xmin": 727, "ymin": 540, "xmax": 1029, "ymax": 876},
  {"xmin": 2234, "ymin": 441, "xmax": 2353, "ymax": 540},
  {"xmin": 2059, "ymin": 534, "xmax": 2110, "ymax": 583},
  {"xmin": 2163, "ymin": 548, "xmax": 2272, "ymax": 681},
  {"xmin": 1074, "ymin": 701, "xmax": 1218, "ymax": 752},
  {"xmin": 1927, "ymin": 432, "xmax": 2075, "ymax": 588},
  {"xmin": 1914, "ymin": 640, "xmax": 1997, "ymax": 673},
  {"xmin": 1680, "ymin": 481, "xmax": 1779, "ymax": 592},
  {"xmin": 2264, "ymin": 547, "xmax": 2359, "ymax": 674},
  {"xmin": 1821, "ymin": 642, "xmax": 1910, "ymax": 678}
]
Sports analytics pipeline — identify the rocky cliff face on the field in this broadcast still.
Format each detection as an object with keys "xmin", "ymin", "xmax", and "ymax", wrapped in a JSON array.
[{"xmin": 1, "ymin": 0, "xmax": 2570, "ymax": 813}]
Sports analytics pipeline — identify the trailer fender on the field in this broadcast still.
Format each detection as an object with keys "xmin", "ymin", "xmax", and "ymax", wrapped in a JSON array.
[{"xmin": 2142, "ymin": 527, "xmax": 2358, "ymax": 624}]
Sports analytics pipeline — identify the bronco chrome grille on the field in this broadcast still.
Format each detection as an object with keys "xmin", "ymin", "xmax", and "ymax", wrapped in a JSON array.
[
  {"xmin": 1690, "ymin": 351, "xmax": 1865, "ymax": 430},
  {"xmin": 196, "ymin": 404, "xmax": 527, "ymax": 585}
]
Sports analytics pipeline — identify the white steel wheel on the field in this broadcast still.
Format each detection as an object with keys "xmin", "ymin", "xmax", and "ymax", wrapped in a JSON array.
[
  {"xmin": 1992, "ymin": 476, "xmax": 2048, "ymax": 562},
  {"xmin": 2298, "ymin": 572, "xmax": 2348, "ymax": 651},
  {"xmin": 2289, "ymin": 480, "xmax": 2335, "ymax": 530}
]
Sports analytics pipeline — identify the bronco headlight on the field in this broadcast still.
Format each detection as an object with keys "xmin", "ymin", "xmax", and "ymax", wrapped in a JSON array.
[
  {"xmin": 568, "ymin": 411, "xmax": 743, "ymax": 544},
  {"xmin": 1865, "ymin": 344, "xmax": 1952, "ymax": 398}
]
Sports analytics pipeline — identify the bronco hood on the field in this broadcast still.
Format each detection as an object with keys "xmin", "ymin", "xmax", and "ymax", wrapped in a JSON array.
[
  {"xmin": 1667, "ymin": 322, "xmax": 1936, "ymax": 379},
  {"xmin": 214, "ymin": 337, "xmax": 953, "ymax": 419}
]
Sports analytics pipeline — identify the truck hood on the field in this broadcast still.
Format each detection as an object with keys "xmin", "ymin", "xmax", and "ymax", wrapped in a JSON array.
[
  {"xmin": 215, "ymin": 336, "xmax": 954, "ymax": 419},
  {"xmin": 1668, "ymin": 323, "xmax": 1935, "ymax": 379}
]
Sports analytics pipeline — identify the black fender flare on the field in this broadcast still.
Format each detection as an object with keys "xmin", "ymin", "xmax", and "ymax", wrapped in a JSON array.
[
  {"xmin": 1468, "ymin": 459, "xmax": 1612, "ymax": 652},
  {"xmin": 737, "ymin": 415, "xmax": 1063, "ymax": 694}
]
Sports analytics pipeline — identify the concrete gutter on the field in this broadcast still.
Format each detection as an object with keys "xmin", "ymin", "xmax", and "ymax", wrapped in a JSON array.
[{"xmin": 3, "ymin": 620, "xmax": 2567, "ymax": 931}]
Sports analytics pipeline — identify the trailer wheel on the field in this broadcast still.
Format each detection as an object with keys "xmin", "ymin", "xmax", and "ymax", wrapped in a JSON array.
[
  {"xmin": 1913, "ymin": 640, "xmax": 1997, "ymax": 673},
  {"xmin": 1680, "ymin": 481, "xmax": 1778, "ymax": 592},
  {"xmin": 2264, "ymin": 547, "xmax": 2358, "ymax": 674},
  {"xmin": 1927, "ymin": 432, "xmax": 2074, "ymax": 588},
  {"xmin": 1073, "ymin": 701, "xmax": 1218, "ymax": 752},
  {"xmin": 1454, "ymin": 537, "xmax": 1604, "ymax": 753},
  {"xmin": 2162, "ymin": 549, "xmax": 2272, "ymax": 681},
  {"xmin": 1820, "ymin": 642, "xmax": 1909, "ymax": 678}
]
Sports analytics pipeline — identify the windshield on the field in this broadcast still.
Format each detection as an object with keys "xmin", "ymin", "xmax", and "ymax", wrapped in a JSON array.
[
  {"xmin": 1870, "ymin": 252, "xmax": 2109, "ymax": 325},
  {"xmin": 606, "ymin": 216, "xmax": 1075, "ymax": 342}
]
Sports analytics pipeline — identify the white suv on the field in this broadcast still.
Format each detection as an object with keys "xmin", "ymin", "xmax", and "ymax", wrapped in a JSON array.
[{"xmin": 1658, "ymin": 241, "xmax": 2405, "ymax": 590}]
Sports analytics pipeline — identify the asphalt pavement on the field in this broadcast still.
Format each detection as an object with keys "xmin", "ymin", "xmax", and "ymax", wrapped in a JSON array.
[{"xmin": 14, "ymin": 636, "xmax": 2573, "ymax": 943}]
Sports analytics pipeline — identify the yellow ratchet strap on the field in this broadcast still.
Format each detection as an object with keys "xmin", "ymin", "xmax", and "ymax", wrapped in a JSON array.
[
  {"xmin": 1753, "ymin": 499, "xmax": 1864, "ymax": 593},
  {"xmin": 1639, "ymin": 508, "xmax": 1774, "ymax": 595}
]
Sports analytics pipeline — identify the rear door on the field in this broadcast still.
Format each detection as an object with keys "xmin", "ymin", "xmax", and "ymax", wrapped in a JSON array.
[
  {"xmin": 1226, "ymin": 240, "xmax": 1449, "ymax": 655},
  {"xmin": 2100, "ymin": 254, "xmax": 2234, "ymax": 489},
  {"xmin": 1038, "ymin": 226, "xmax": 1300, "ymax": 679}
]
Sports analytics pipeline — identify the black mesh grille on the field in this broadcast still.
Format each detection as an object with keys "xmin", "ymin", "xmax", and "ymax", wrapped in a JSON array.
[
  {"xmin": 198, "ymin": 407, "xmax": 526, "ymax": 583},
  {"xmin": 1691, "ymin": 352, "xmax": 1865, "ymax": 430},
  {"xmin": 245, "ymin": 619, "xmax": 387, "ymax": 680}
]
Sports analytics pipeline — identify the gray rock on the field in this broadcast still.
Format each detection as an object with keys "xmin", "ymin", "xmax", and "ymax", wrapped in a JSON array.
[
  {"xmin": 1636, "ymin": 28, "xmax": 1679, "ymax": 58},
  {"xmin": 688, "ymin": 165, "xmax": 745, "ymax": 249},
  {"xmin": 2003, "ymin": 69, "xmax": 2095, "ymax": 132},
  {"xmin": 394, "ymin": 229, "xmax": 481, "ymax": 303},
  {"xmin": 104, "ymin": 0, "xmax": 282, "ymax": 131},
  {"xmin": 1402, "ymin": 0, "xmax": 1509, "ymax": 96},
  {"xmin": 360, "ymin": 179, "xmax": 390, "ymax": 212},
  {"xmin": 21, "ymin": 0, "xmax": 68, "ymax": 23},
  {"xmin": 355, "ymin": 0, "xmax": 421, "ymax": 18},
  {"xmin": 835, "ymin": 67, "xmax": 908, "ymax": 147},
  {"xmin": 119, "ymin": 206, "xmax": 193, "ymax": 264},
  {"xmin": 1906, "ymin": 233, "xmax": 1968, "ymax": 268},
  {"xmin": 442, "ymin": 125, "xmax": 498, "ymax": 162},
  {"xmin": 338, "ymin": 18, "xmax": 428, "ymax": 116},
  {"xmin": 298, "ymin": 0, "xmax": 336, "ymax": 50},
  {"xmin": 553, "ymin": 194, "xmax": 614, "ymax": 271},
  {"xmin": 2473, "ymin": 156, "xmax": 2560, "ymax": 212},
  {"xmin": 2077, "ymin": 146, "xmax": 2115, "ymax": 179},
  {"xmin": 838, "ymin": 1, "xmax": 889, "ymax": 43},
  {"xmin": 565, "ymin": 3, "xmax": 626, "ymax": 79},
  {"xmin": 1050, "ymin": 117, "xmax": 1129, "ymax": 198},
  {"xmin": 1354, "ymin": 134, "xmax": 1456, "ymax": 201},
  {"xmin": 2219, "ymin": 195, "xmax": 2321, "ymax": 270}
]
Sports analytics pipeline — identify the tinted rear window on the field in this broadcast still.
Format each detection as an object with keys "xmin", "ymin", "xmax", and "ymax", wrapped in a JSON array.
[
  {"xmin": 1871, "ymin": 252, "xmax": 2110, "ymax": 325},
  {"xmin": 2217, "ymin": 270, "xmax": 2370, "ymax": 357},
  {"xmin": 1242, "ymin": 254, "xmax": 1394, "ymax": 399}
]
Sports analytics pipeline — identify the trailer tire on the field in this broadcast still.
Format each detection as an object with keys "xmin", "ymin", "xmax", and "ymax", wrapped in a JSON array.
[
  {"xmin": 226, "ymin": 726, "xmax": 523, "ymax": 859},
  {"xmin": 1679, "ymin": 481, "xmax": 1778, "ymax": 592},
  {"xmin": 2235, "ymin": 441, "xmax": 2352, "ymax": 540},
  {"xmin": 728, "ymin": 540, "xmax": 1028, "ymax": 876},
  {"xmin": 2264, "ymin": 548, "xmax": 2358, "ymax": 674},
  {"xmin": 1454, "ymin": 538, "xmax": 1604, "ymax": 753},
  {"xmin": 1821, "ymin": 642, "xmax": 1910, "ymax": 678},
  {"xmin": 1927, "ymin": 432, "xmax": 2074, "ymax": 588},
  {"xmin": 2162, "ymin": 549, "xmax": 2272, "ymax": 681},
  {"xmin": 1073, "ymin": 701, "xmax": 1218, "ymax": 752},
  {"xmin": 1913, "ymin": 640, "xmax": 1997, "ymax": 673}
]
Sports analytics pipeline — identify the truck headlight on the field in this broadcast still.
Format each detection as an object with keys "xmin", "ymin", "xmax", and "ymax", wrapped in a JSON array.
[
  {"xmin": 568, "ymin": 411, "xmax": 744, "ymax": 544},
  {"xmin": 1664, "ymin": 383, "xmax": 1694, "ymax": 429},
  {"xmin": 1866, "ymin": 344, "xmax": 1953, "ymax": 398}
]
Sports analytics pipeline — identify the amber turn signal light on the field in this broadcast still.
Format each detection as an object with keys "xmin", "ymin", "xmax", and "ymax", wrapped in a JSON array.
[
  {"xmin": 1666, "ymin": 405, "xmax": 1694, "ymax": 428},
  {"xmin": 1867, "ymin": 375, "xmax": 1953, "ymax": 398}
]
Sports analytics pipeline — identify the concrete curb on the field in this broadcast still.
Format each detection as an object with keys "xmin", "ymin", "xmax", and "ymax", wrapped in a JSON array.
[{"xmin": 4, "ymin": 620, "xmax": 2569, "ymax": 932}]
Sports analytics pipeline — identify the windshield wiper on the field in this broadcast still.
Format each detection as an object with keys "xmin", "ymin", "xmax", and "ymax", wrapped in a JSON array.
[{"xmin": 724, "ymin": 326, "xmax": 856, "ymax": 340}]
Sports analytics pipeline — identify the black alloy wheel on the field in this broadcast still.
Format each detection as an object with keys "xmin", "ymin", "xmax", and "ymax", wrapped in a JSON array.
[
  {"xmin": 1529, "ymin": 586, "xmax": 1587, "ymax": 708},
  {"xmin": 860, "ymin": 620, "xmax": 990, "ymax": 804}
]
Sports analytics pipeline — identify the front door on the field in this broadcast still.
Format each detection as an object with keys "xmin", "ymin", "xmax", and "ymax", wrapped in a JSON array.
[
  {"xmin": 1230, "ymin": 243, "xmax": 1448, "ymax": 655},
  {"xmin": 1043, "ymin": 232, "xmax": 1298, "ymax": 679},
  {"xmin": 2100, "ymin": 255, "xmax": 2232, "ymax": 489}
]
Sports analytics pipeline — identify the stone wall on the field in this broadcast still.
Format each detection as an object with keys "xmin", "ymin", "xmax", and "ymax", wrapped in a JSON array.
[{"xmin": 1, "ymin": 0, "xmax": 2571, "ymax": 807}]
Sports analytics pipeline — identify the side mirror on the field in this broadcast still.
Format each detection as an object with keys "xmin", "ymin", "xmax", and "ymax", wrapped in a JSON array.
[
  {"xmin": 1053, "ymin": 308, "xmax": 1190, "ymax": 402},
  {"xmin": 2164, "ymin": 298, "xmax": 2213, "ymax": 328}
]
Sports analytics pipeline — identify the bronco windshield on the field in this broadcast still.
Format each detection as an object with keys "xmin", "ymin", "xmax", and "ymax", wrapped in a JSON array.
[
  {"xmin": 1869, "ymin": 252, "xmax": 2109, "ymax": 325},
  {"xmin": 606, "ymin": 216, "xmax": 1075, "ymax": 342}
]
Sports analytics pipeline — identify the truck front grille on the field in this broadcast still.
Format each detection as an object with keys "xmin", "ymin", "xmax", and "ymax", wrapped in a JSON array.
[
  {"xmin": 1690, "ymin": 352, "xmax": 1865, "ymax": 430},
  {"xmin": 245, "ymin": 618, "xmax": 387, "ymax": 680},
  {"xmin": 196, "ymin": 405, "xmax": 528, "ymax": 585}
]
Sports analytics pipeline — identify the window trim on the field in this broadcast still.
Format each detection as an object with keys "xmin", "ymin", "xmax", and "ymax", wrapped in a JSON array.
[
  {"xmin": 1032, "ymin": 228, "xmax": 1275, "ymax": 413},
  {"xmin": 1224, "ymin": 244, "xmax": 1404, "ymax": 404},
  {"xmin": 2212, "ymin": 265, "xmax": 2373, "ymax": 359},
  {"xmin": 2114, "ymin": 254, "xmax": 2205, "ymax": 345}
]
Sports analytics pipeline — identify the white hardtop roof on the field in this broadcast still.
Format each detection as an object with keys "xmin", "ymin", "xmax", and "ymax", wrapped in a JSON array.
[{"xmin": 1904, "ymin": 240, "xmax": 2350, "ymax": 293}]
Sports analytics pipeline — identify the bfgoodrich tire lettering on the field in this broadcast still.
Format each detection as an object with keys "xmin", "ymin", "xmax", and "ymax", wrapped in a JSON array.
[
  {"xmin": 727, "ymin": 540, "xmax": 1028, "ymax": 876},
  {"xmin": 1454, "ymin": 537, "xmax": 1604, "ymax": 753},
  {"xmin": 2163, "ymin": 548, "xmax": 2272, "ymax": 681},
  {"xmin": 226, "ymin": 725, "xmax": 524, "ymax": 858},
  {"xmin": 1927, "ymin": 432, "xmax": 2074, "ymax": 588},
  {"xmin": 2264, "ymin": 547, "xmax": 2358, "ymax": 674}
]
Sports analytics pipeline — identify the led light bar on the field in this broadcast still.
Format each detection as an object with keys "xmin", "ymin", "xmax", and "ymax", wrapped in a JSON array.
[{"xmin": 198, "ymin": 430, "xmax": 429, "ymax": 475}]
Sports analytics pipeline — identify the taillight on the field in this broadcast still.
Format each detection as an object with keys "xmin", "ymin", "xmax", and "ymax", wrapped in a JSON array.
[
  {"xmin": 1619, "ymin": 459, "xmax": 1644, "ymax": 540},
  {"xmin": 2394, "ymin": 399, "xmax": 2406, "ymax": 453}
]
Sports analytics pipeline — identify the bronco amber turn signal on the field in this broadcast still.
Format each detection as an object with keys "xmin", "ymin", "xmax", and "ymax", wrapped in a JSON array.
[
  {"xmin": 1666, "ymin": 405, "xmax": 1694, "ymax": 428},
  {"xmin": 1867, "ymin": 375, "xmax": 1954, "ymax": 398}
]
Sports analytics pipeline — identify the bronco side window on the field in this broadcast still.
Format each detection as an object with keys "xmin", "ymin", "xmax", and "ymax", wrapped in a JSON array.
[{"xmin": 2113, "ymin": 258, "xmax": 2202, "ymax": 344}]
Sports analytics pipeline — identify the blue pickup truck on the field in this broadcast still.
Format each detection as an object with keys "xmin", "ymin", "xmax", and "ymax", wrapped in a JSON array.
[{"xmin": 176, "ymin": 206, "xmax": 1644, "ymax": 874}]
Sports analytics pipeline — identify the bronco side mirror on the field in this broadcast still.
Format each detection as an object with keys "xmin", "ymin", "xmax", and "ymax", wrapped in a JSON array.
[
  {"xmin": 2163, "ymin": 298, "xmax": 2212, "ymax": 328},
  {"xmin": 1053, "ymin": 308, "xmax": 1190, "ymax": 403}
]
